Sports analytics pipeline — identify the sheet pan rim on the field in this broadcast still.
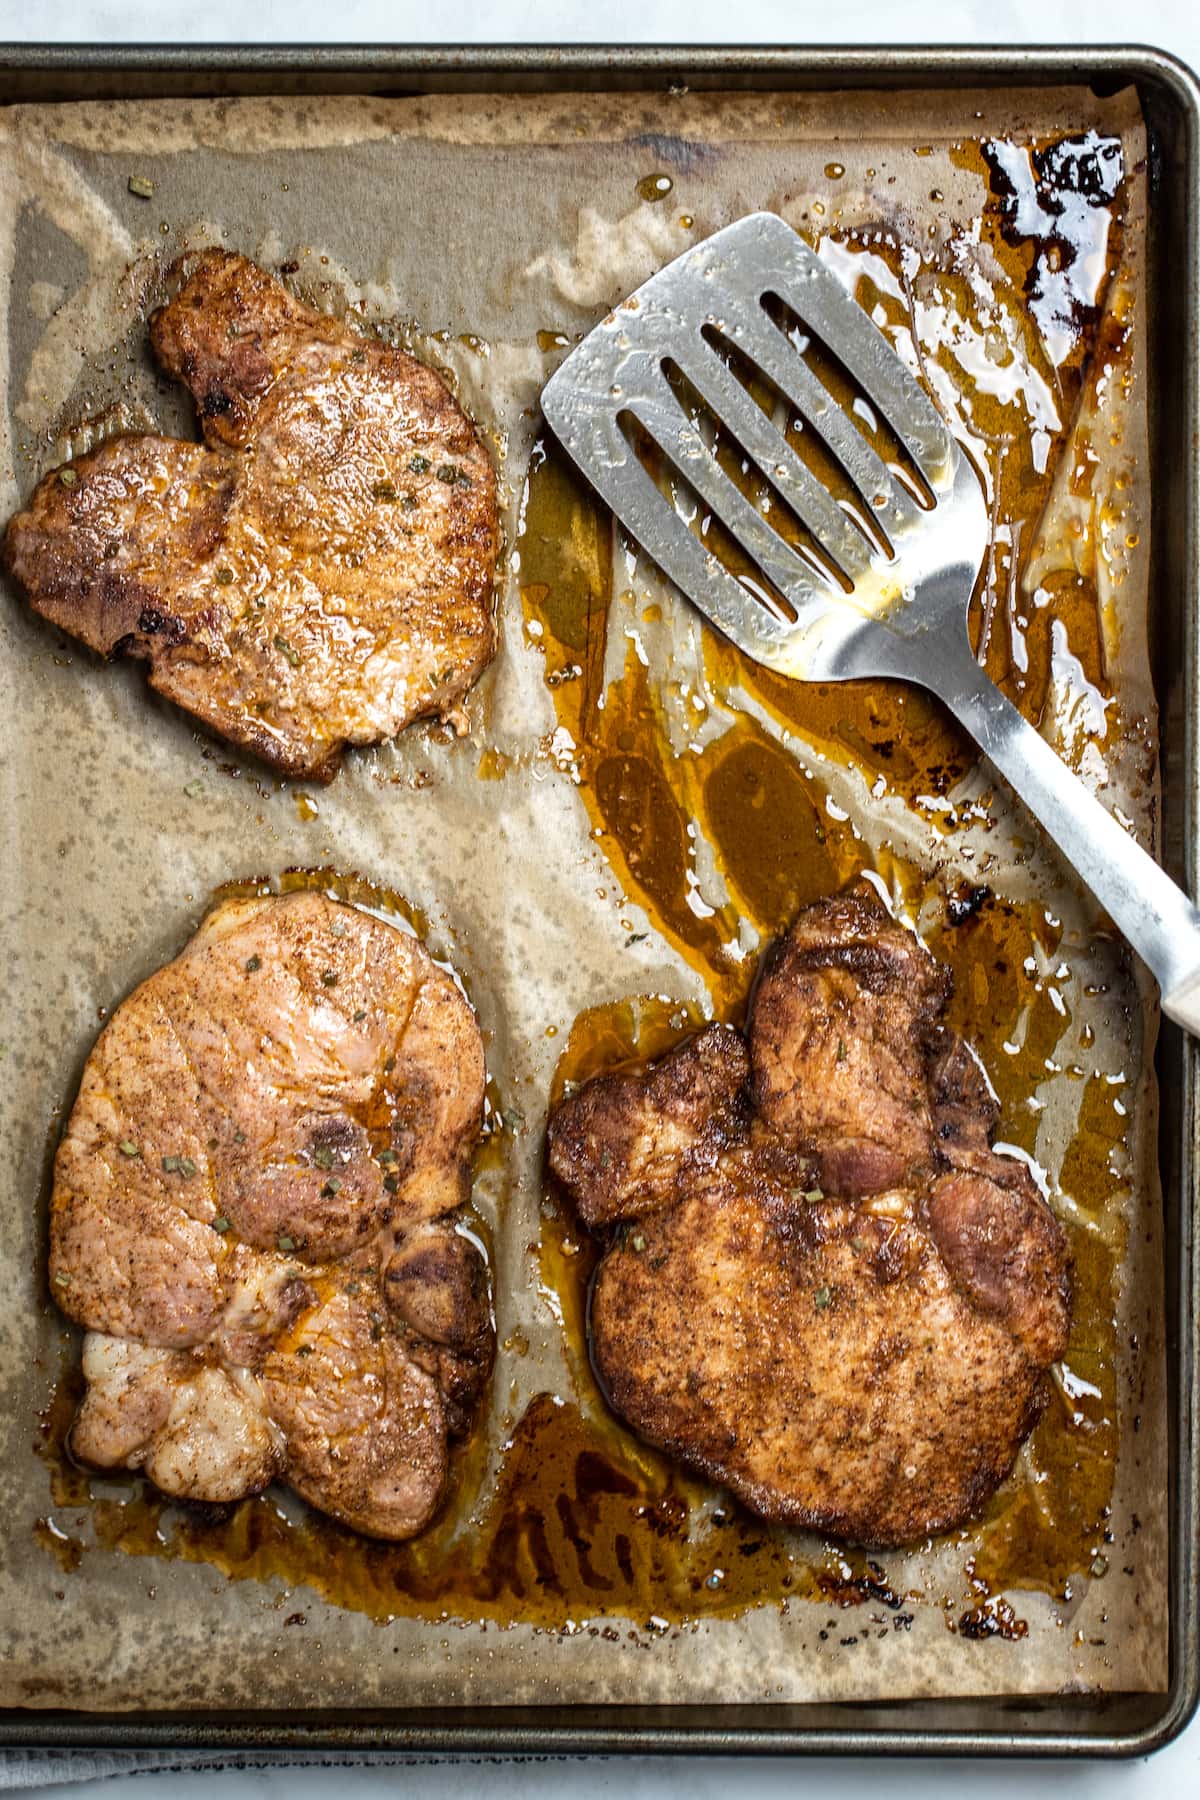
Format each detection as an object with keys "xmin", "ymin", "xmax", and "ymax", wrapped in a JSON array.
[{"xmin": 0, "ymin": 39, "xmax": 1195, "ymax": 1762}]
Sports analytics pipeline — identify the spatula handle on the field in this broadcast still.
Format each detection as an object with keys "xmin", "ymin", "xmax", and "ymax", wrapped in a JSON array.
[{"xmin": 936, "ymin": 648, "xmax": 1200, "ymax": 1036}]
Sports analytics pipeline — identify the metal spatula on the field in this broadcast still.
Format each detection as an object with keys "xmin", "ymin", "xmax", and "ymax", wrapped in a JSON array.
[{"xmin": 541, "ymin": 211, "xmax": 1200, "ymax": 1035}]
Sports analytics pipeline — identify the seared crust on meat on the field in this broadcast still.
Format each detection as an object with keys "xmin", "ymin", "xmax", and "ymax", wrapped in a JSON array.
[
  {"xmin": 551, "ymin": 880, "xmax": 1072, "ymax": 1547},
  {"xmin": 547, "ymin": 1024, "xmax": 751, "ymax": 1227},
  {"xmin": 750, "ymin": 885, "xmax": 950, "ymax": 1196},
  {"xmin": 384, "ymin": 1220, "xmax": 495, "ymax": 1435},
  {"xmin": 50, "ymin": 890, "xmax": 494, "ymax": 1539},
  {"xmin": 261, "ymin": 1285, "xmax": 449, "ymax": 1539},
  {"xmin": 920, "ymin": 1170, "xmax": 1072, "ymax": 1367},
  {"xmin": 4, "ymin": 250, "xmax": 499, "ymax": 781},
  {"xmin": 591, "ymin": 1187, "xmax": 1047, "ymax": 1544}
]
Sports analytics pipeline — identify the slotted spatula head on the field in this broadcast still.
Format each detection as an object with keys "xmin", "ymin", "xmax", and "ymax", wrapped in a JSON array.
[{"xmin": 540, "ymin": 211, "xmax": 988, "ymax": 685}]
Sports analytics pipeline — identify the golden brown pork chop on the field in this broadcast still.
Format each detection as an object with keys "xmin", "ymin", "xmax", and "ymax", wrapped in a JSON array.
[
  {"xmin": 4, "ymin": 251, "xmax": 498, "ymax": 781},
  {"xmin": 52, "ymin": 889, "xmax": 493, "ymax": 1539},
  {"xmin": 547, "ymin": 883, "xmax": 1071, "ymax": 1546}
]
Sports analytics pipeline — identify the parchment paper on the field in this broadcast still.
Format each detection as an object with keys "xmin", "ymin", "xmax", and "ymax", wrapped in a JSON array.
[{"xmin": 0, "ymin": 85, "xmax": 1166, "ymax": 1709}]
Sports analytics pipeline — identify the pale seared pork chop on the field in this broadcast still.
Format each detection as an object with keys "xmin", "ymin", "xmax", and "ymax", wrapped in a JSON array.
[
  {"xmin": 51, "ymin": 890, "xmax": 493, "ymax": 1539},
  {"xmin": 548, "ymin": 883, "xmax": 1072, "ymax": 1546},
  {"xmin": 4, "ymin": 251, "xmax": 498, "ymax": 781}
]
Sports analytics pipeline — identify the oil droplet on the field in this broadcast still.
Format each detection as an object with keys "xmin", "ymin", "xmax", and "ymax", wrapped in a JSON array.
[
  {"xmin": 637, "ymin": 173, "xmax": 674, "ymax": 203},
  {"xmin": 824, "ymin": 162, "xmax": 845, "ymax": 180},
  {"xmin": 536, "ymin": 328, "xmax": 570, "ymax": 353},
  {"xmin": 477, "ymin": 747, "xmax": 511, "ymax": 781},
  {"xmin": 679, "ymin": 214, "xmax": 694, "ymax": 229},
  {"xmin": 294, "ymin": 793, "xmax": 319, "ymax": 822}
]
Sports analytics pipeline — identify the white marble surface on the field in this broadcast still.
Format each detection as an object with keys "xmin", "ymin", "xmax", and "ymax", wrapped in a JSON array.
[
  {"xmin": 1, "ymin": 0, "xmax": 1197, "ymax": 1791},
  {"xmin": 0, "ymin": 0, "xmax": 1192, "ymax": 59}
]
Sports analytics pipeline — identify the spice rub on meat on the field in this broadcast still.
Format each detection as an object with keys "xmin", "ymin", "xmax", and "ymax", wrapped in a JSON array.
[
  {"xmin": 50, "ymin": 889, "xmax": 493, "ymax": 1540},
  {"xmin": 3, "ymin": 250, "xmax": 499, "ymax": 781},
  {"xmin": 548, "ymin": 882, "xmax": 1072, "ymax": 1547}
]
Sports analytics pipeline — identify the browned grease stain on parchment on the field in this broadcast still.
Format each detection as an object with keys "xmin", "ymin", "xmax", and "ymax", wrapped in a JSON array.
[{"xmin": 36, "ymin": 133, "xmax": 1135, "ymax": 1626}]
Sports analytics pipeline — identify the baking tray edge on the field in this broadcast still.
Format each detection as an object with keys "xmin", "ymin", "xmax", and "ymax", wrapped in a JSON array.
[{"xmin": 0, "ymin": 40, "xmax": 1195, "ymax": 1760}]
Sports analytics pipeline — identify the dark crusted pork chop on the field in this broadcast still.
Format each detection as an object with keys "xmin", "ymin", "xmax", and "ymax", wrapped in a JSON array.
[
  {"xmin": 4, "ymin": 250, "xmax": 498, "ymax": 781},
  {"xmin": 548, "ymin": 883, "xmax": 1072, "ymax": 1546},
  {"xmin": 50, "ymin": 890, "xmax": 493, "ymax": 1539}
]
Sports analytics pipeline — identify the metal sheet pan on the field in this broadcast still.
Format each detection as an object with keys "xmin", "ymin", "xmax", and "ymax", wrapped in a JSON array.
[{"xmin": 0, "ymin": 42, "xmax": 1195, "ymax": 1759}]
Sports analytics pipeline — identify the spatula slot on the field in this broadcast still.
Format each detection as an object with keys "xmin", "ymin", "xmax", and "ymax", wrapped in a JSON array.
[
  {"xmin": 605, "ymin": 407, "xmax": 815, "ymax": 655},
  {"xmin": 759, "ymin": 291, "xmax": 939, "ymax": 519},
  {"xmin": 538, "ymin": 209, "xmax": 982, "ymax": 683},
  {"xmin": 616, "ymin": 406, "xmax": 809, "ymax": 625},
  {"xmin": 661, "ymin": 354, "xmax": 855, "ymax": 597}
]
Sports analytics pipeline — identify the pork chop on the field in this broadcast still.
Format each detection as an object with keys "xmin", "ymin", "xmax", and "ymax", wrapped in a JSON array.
[
  {"xmin": 52, "ymin": 888, "xmax": 493, "ymax": 1540},
  {"xmin": 547, "ymin": 882, "xmax": 1072, "ymax": 1546},
  {"xmin": 4, "ymin": 250, "xmax": 499, "ymax": 780}
]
